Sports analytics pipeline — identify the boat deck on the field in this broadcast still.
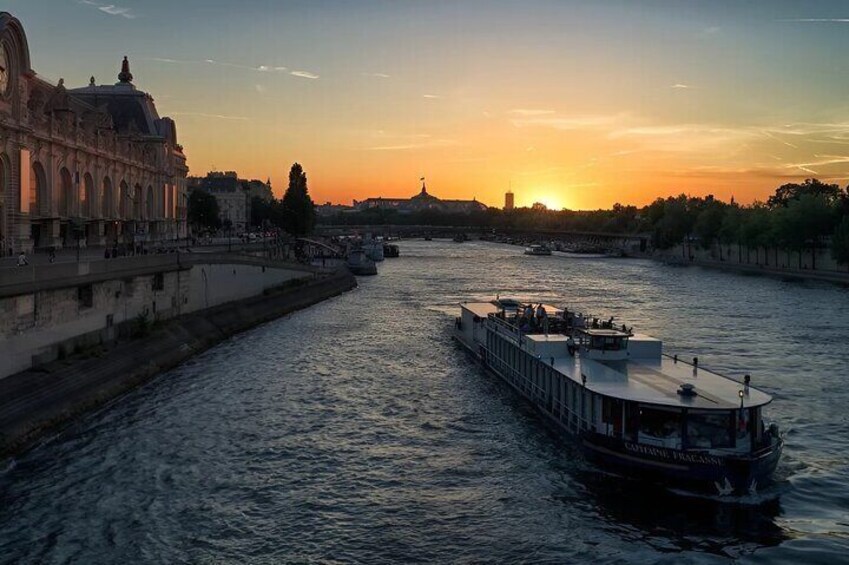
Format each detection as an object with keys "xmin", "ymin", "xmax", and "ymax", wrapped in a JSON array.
[{"xmin": 460, "ymin": 301, "xmax": 772, "ymax": 409}]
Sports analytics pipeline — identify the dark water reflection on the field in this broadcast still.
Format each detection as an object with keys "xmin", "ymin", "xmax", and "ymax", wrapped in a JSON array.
[{"xmin": 1, "ymin": 240, "xmax": 848, "ymax": 563}]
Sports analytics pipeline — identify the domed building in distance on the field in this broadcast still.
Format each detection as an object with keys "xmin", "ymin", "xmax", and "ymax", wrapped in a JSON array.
[{"xmin": 353, "ymin": 179, "xmax": 488, "ymax": 215}]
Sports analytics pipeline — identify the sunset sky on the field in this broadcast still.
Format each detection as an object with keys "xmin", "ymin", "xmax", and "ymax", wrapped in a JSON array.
[{"xmin": 10, "ymin": 1, "xmax": 849, "ymax": 209}]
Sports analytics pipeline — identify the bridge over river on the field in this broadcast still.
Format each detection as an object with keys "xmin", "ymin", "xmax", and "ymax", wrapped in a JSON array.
[{"xmin": 315, "ymin": 224, "xmax": 650, "ymax": 254}]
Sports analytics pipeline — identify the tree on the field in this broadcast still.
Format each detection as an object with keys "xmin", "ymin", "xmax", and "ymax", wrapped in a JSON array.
[
  {"xmin": 832, "ymin": 215, "xmax": 849, "ymax": 271},
  {"xmin": 251, "ymin": 196, "xmax": 287, "ymax": 228},
  {"xmin": 719, "ymin": 204, "xmax": 743, "ymax": 262},
  {"xmin": 773, "ymin": 194, "xmax": 834, "ymax": 269},
  {"xmin": 654, "ymin": 195, "xmax": 697, "ymax": 251},
  {"xmin": 187, "ymin": 189, "xmax": 220, "ymax": 233},
  {"xmin": 694, "ymin": 200, "xmax": 726, "ymax": 251},
  {"xmin": 281, "ymin": 163, "xmax": 316, "ymax": 236},
  {"xmin": 767, "ymin": 178, "xmax": 841, "ymax": 208}
]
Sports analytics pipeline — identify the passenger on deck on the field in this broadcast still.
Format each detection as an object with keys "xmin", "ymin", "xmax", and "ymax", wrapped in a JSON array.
[{"xmin": 536, "ymin": 304, "xmax": 546, "ymax": 322}]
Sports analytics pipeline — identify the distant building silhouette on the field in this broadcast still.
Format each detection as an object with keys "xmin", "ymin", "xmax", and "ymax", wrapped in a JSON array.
[
  {"xmin": 354, "ymin": 178, "xmax": 488, "ymax": 215},
  {"xmin": 504, "ymin": 191, "xmax": 514, "ymax": 211},
  {"xmin": 187, "ymin": 172, "xmax": 272, "ymax": 233},
  {"xmin": 0, "ymin": 12, "xmax": 189, "ymax": 253}
]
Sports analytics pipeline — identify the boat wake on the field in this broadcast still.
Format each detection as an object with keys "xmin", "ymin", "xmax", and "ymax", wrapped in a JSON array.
[{"xmin": 666, "ymin": 480, "xmax": 790, "ymax": 506}]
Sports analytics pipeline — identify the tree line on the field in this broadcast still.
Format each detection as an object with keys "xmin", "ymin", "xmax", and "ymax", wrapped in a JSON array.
[{"xmin": 322, "ymin": 178, "xmax": 849, "ymax": 269}]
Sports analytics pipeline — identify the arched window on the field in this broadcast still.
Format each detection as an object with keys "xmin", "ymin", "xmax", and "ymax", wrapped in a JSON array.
[
  {"xmin": 58, "ymin": 167, "xmax": 73, "ymax": 217},
  {"xmin": 134, "ymin": 184, "xmax": 143, "ymax": 219},
  {"xmin": 119, "ymin": 181, "xmax": 129, "ymax": 219},
  {"xmin": 102, "ymin": 177, "xmax": 113, "ymax": 218},
  {"xmin": 83, "ymin": 173, "xmax": 94, "ymax": 217},
  {"xmin": 146, "ymin": 184, "xmax": 155, "ymax": 219},
  {"xmin": 0, "ymin": 154, "xmax": 7, "ymax": 247},
  {"xmin": 30, "ymin": 161, "xmax": 46, "ymax": 217}
]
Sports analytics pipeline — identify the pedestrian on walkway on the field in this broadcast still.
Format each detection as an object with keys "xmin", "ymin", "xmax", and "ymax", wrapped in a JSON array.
[
  {"xmin": 16, "ymin": 251, "xmax": 29, "ymax": 266},
  {"xmin": 48, "ymin": 248, "xmax": 56, "ymax": 263}
]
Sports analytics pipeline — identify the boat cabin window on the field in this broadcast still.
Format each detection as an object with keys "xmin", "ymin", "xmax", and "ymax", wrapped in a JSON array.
[
  {"xmin": 638, "ymin": 406, "xmax": 682, "ymax": 448},
  {"xmin": 589, "ymin": 335, "xmax": 628, "ymax": 351},
  {"xmin": 686, "ymin": 410, "xmax": 733, "ymax": 449}
]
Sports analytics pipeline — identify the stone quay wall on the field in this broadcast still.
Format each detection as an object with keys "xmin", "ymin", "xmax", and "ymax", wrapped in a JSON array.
[
  {"xmin": 652, "ymin": 243, "xmax": 849, "ymax": 284},
  {"xmin": 0, "ymin": 268, "xmax": 357, "ymax": 458},
  {"xmin": 0, "ymin": 254, "xmax": 326, "ymax": 379}
]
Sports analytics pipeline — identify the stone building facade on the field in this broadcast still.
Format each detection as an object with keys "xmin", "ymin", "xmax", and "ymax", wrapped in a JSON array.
[
  {"xmin": 188, "ymin": 172, "xmax": 273, "ymax": 234},
  {"xmin": 0, "ymin": 12, "xmax": 188, "ymax": 254}
]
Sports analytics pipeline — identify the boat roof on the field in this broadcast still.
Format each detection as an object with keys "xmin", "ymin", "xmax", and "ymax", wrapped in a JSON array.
[
  {"xmin": 459, "ymin": 301, "xmax": 772, "ymax": 410},
  {"xmin": 580, "ymin": 328, "xmax": 630, "ymax": 338}
]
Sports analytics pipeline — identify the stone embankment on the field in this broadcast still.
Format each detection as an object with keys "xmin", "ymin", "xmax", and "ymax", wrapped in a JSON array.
[
  {"xmin": 0, "ymin": 269, "xmax": 356, "ymax": 459},
  {"xmin": 650, "ymin": 245, "xmax": 849, "ymax": 285}
]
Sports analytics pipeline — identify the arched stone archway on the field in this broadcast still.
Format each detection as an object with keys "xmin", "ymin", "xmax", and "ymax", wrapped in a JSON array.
[
  {"xmin": 146, "ymin": 184, "xmax": 155, "ymax": 219},
  {"xmin": 83, "ymin": 172, "xmax": 94, "ymax": 217},
  {"xmin": 102, "ymin": 177, "xmax": 114, "ymax": 218},
  {"xmin": 30, "ymin": 161, "xmax": 46, "ymax": 217},
  {"xmin": 58, "ymin": 167, "xmax": 73, "ymax": 217},
  {"xmin": 119, "ymin": 180, "xmax": 129, "ymax": 219},
  {"xmin": 133, "ymin": 183, "xmax": 143, "ymax": 219},
  {"xmin": 0, "ymin": 153, "xmax": 8, "ymax": 255}
]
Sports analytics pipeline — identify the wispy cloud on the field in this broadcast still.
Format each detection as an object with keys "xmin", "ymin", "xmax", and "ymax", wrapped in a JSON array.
[
  {"xmin": 509, "ymin": 109, "xmax": 556, "ymax": 116},
  {"xmin": 169, "ymin": 112, "xmax": 250, "ymax": 121},
  {"xmin": 362, "ymin": 72, "xmax": 390, "ymax": 78},
  {"xmin": 512, "ymin": 113, "xmax": 626, "ymax": 130},
  {"xmin": 290, "ymin": 70, "xmax": 319, "ymax": 79},
  {"xmin": 671, "ymin": 83, "xmax": 693, "ymax": 89},
  {"xmin": 365, "ymin": 138, "xmax": 457, "ymax": 151},
  {"xmin": 99, "ymin": 5, "xmax": 135, "ymax": 18},
  {"xmin": 760, "ymin": 130, "xmax": 799, "ymax": 148},
  {"xmin": 422, "ymin": 94, "xmax": 441, "ymax": 99},
  {"xmin": 778, "ymin": 18, "xmax": 849, "ymax": 23},
  {"xmin": 255, "ymin": 84, "xmax": 266, "ymax": 94},
  {"xmin": 79, "ymin": 1, "xmax": 136, "ymax": 18},
  {"xmin": 143, "ymin": 57, "xmax": 319, "ymax": 78},
  {"xmin": 785, "ymin": 154, "xmax": 849, "ymax": 171}
]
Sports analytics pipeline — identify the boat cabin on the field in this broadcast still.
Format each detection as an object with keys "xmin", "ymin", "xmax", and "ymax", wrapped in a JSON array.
[{"xmin": 575, "ymin": 328, "xmax": 630, "ymax": 361}]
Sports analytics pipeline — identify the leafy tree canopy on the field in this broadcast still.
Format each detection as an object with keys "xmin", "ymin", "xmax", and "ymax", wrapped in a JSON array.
[
  {"xmin": 187, "ymin": 189, "xmax": 221, "ymax": 232},
  {"xmin": 767, "ymin": 178, "xmax": 842, "ymax": 208}
]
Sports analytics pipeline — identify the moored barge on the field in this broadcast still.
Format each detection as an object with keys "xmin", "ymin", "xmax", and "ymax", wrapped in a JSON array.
[{"xmin": 454, "ymin": 299, "xmax": 783, "ymax": 496}]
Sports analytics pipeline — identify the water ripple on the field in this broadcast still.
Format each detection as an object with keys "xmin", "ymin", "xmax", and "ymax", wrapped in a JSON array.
[{"xmin": 1, "ymin": 240, "xmax": 848, "ymax": 563}]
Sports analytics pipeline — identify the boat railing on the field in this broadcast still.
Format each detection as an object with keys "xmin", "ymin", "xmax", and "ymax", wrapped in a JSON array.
[
  {"xmin": 487, "ymin": 313, "xmax": 521, "ymax": 340},
  {"xmin": 661, "ymin": 353, "xmax": 750, "ymax": 387}
]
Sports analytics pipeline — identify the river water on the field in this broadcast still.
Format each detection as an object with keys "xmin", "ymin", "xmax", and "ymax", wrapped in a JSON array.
[{"xmin": 1, "ymin": 240, "xmax": 848, "ymax": 564}]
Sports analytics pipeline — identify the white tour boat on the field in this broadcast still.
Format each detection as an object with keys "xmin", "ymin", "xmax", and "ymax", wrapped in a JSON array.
[
  {"xmin": 524, "ymin": 244, "xmax": 552, "ymax": 256},
  {"xmin": 454, "ymin": 298, "xmax": 783, "ymax": 496},
  {"xmin": 346, "ymin": 247, "xmax": 377, "ymax": 276},
  {"xmin": 362, "ymin": 238, "xmax": 385, "ymax": 262}
]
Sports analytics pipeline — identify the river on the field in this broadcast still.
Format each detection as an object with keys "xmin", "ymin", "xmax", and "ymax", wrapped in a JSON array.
[{"xmin": 1, "ymin": 240, "xmax": 848, "ymax": 564}]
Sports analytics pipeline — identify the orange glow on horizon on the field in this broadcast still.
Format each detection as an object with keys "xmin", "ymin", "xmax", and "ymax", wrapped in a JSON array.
[{"xmin": 17, "ymin": 1, "xmax": 849, "ymax": 212}]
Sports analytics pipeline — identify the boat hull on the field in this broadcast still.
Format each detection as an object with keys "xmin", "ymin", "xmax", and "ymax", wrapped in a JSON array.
[
  {"xmin": 580, "ymin": 433, "xmax": 782, "ymax": 496},
  {"xmin": 453, "ymin": 330, "xmax": 782, "ymax": 496}
]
